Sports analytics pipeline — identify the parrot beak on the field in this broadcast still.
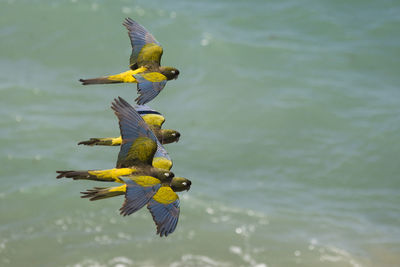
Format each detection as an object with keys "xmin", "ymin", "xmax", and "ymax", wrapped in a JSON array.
[{"xmin": 186, "ymin": 181, "xmax": 191, "ymax": 191}]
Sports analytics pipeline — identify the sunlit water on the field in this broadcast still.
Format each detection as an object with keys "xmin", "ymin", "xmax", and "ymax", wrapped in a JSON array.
[{"xmin": 1, "ymin": 0, "xmax": 400, "ymax": 266}]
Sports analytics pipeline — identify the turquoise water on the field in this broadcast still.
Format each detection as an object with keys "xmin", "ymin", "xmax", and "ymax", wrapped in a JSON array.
[{"xmin": 1, "ymin": 0, "xmax": 400, "ymax": 266}]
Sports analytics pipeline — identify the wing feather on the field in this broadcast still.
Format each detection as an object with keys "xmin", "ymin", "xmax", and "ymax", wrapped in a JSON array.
[
  {"xmin": 119, "ymin": 176, "xmax": 161, "ymax": 216},
  {"xmin": 111, "ymin": 97, "xmax": 158, "ymax": 167},
  {"xmin": 123, "ymin": 18, "xmax": 163, "ymax": 69},
  {"xmin": 133, "ymin": 73, "xmax": 167, "ymax": 105},
  {"xmin": 147, "ymin": 187, "xmax": 180, "ymax": 237}
]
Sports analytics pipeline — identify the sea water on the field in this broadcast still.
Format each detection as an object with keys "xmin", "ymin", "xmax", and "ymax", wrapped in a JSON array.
[{"xmin": 1, "ymin": 0, "xmax": 399, "ymax": 266}]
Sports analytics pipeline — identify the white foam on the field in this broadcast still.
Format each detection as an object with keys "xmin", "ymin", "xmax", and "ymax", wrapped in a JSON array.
[{"xmin": 170, "ymin": 254, "xmax": 230, "ymax": 267}]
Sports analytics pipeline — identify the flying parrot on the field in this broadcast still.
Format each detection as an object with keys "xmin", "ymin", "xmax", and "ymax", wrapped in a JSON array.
[
  {"xmin": 80, "ymin": 18, "xmax": 180, "ymax": 105},
  {"xmin": 57, "ymin": 97, "xmax": 191, "ymax": 236},
  {"xmin": 78, "ymin": 104, "xmax": 180, "ymax": 147}
]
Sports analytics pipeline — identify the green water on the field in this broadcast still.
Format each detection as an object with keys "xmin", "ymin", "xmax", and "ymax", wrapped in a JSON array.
[{"xmin": 1, "ymin": 0, "xmax": 400, "ymax": 266}]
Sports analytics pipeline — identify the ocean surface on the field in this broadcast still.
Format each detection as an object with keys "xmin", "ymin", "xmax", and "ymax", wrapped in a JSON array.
[{"xmin": 1, "ymin": 0, "xmax": 400, "ymax": 266}]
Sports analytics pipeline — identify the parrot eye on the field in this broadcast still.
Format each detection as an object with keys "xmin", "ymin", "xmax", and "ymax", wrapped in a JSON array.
[
  {"xmin": 172, "ymin": 133, "xmax": 176, "ymax": 136},
  {"xmin": 164, "ymin": 173, "xmax": 170, "ymax": 177},
  {"xmin": 182, "ymin": 182, "xmax": 187, "ymax": 186}
]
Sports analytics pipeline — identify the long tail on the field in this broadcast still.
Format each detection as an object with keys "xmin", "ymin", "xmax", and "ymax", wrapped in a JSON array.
[
  {"xmin": 56, "ymin": 168, "xmax": 134, "ymax": 182},
  {"xmin": 56, "ymin": 170, "xmax": 117, "ymax": 182},
  {"xmin": 56, "ymin": 170, "xmax": 94, "ymax": 180},
  {"xmin": 80, "ymin": 70, "xmax": 139, "ymax": 85},
  {"xmin": 79, "ymin": 77, "xmax": 121, "ymax": 85},
  {"xmin": 78, "ymin": 137, "xmax": 122, "ymax": 146},
  {"xmin": 81, "ymin": 185, "xmax": 126, "ymax": 201}
]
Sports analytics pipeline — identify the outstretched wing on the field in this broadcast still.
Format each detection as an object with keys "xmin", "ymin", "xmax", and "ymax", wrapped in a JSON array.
[
  {"xmin": 147, "ymin": 186, "xmax": 180, "ymax": 237},
  {"xmin": 111, "ymin": 97, "xmax": 158, "ymax": 168},
  {"xmin": 133, "ymin": 73, "xmax": 167, "ymax": 105},
  {"xmin": 119, "ymin": 176, "xmax": 161, "ymax": 216},
  {"xmin": 123, "ymin": 17, "xmax": 163, "ymax": 69}
]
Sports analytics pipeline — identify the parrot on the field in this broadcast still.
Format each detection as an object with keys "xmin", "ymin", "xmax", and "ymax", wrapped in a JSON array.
[
  {"xmin": 57, "ymin": 97, "xmax": 191, "ymax": 236},
  {"xmin": 78, "ymin": 104, "xmax": 180, "ymax": 147},
  {"xmin": 79, "ymin": 18, "xmax": 180, "ymax": 105}
]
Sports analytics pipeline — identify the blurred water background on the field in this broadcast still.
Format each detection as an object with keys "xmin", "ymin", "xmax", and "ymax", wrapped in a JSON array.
[{"xmin": 1, "ymin": 0, "xmax": 400, "ymax": 266}]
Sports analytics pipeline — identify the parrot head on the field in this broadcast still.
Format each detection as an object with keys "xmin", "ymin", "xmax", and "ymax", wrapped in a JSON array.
[
  {"xmin": 153, "ymin": 169, "xmax": 175, "ymax": 182},
  {"xmin": 170, "ymin": 177, "xmax": 192, "ymax": 192},
  {"xmin": 161, "ymin": 129, "xmax": 181, "ymax": 144},
  {"xmin": 160, "ymin": 67, "xmax": 180, "ymax": 80}
]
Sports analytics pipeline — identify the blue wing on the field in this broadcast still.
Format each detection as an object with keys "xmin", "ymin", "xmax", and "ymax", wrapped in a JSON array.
[
  {"xmin": 134, "ymin": 74, "xmax": 167, "ymax": 105},
  {"xmin": 123, "ymin": 18, "xmax": 162, "ymax": 69},
  {"xmin": 135, "ymin": 104, "xmax": 162, "ymax": 116},
  {"xmin": 147, "ymin": 197, "xmax": 180, "ymax": 237},
  {"xmin": 111, "ymin": 97, "xmax": 159, "ymax": 167},
  {"xmin": 119, "ymin": 178, "xmax": 161, "ymax": 216}
]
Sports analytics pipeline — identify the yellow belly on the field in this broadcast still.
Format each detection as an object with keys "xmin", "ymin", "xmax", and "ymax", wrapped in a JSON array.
[
  {"xmin": 153, "ymin": 186, "xmax": 178, "ymax": 204},
  {"xmin": 107, "ymin": 67, "xmax": 147, "ymax": 83},
  {"xmin": 88, "ymin": 168, "xmax": 136, "ymax": 183},
  {"xmin": 152, "ymin": 157, "xmax": 173, "ymax": 171}
]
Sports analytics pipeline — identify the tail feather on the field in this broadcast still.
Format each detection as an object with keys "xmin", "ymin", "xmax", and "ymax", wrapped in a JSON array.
[
  {"xmin": 78, "ymin": 138, "xmax": 113, "ymax": 146},
  {"xmin": 81, "ymin": 187, "xmax": 124, "ymax": 201},
  {"xmin": 56, "ymin": 170, "xmax": 92, "ymax": 180},
  {"xmin": 77, "ymin": 138, "xmax": 100, "ymax": 146},
  {"xmin": 78, "ymin": 137, "xmax": 120, "ymax": 146},
  {"xmin": 56, "ymin": 169, "xmax": 127, "ymax": 182},
  {"xmin": 79, "ymin": 77, "xmax": 121, "ymax": 85}
]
